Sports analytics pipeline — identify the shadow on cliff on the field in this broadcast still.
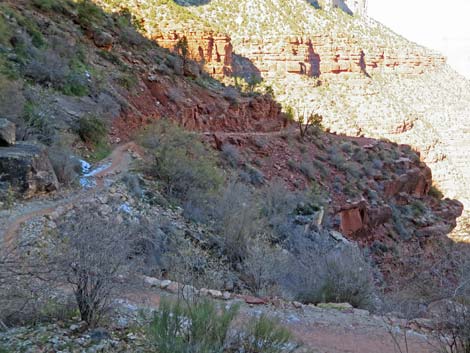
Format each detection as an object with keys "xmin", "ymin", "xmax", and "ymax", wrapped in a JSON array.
[
  {"xmin": 232, "ymin": 54, "xmax": 263, "ymax": 82},
  {"xmin": 305, "ymin": 0, "xmax": 321, "ymax": 9},
  {"xmin": 304, "ymin": 0, "xmax": 353, "ymax": 15},
  {"xmin": 359, "ymin": 50, "xmax": 371, "ymax": 78},
  {"xmin": 307, "ymin": 41, "xmax": 321, "ymax": 78},
  {"xmin": 172, "ymin": 0, "xmax": 211, "ymax": 6}
]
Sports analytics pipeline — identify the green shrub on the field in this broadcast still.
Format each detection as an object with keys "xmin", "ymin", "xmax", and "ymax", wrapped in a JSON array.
[
  {"xmin": 32, "ymin": 0, "xmax": 66, "ymax": 11},
  {"xmin": 76, "ymin": 0, "xmax": 104, "ymax": 29},
  {"xmin": 0, "ymin": 5, "xmax": 44, "ymax": 47},
  {"xmin": 283, "ymin": 105, "xmax": 295, "ymax": 121},
  {"xmin": 140, "ymin": 120, "xmax": 223, "ymax": 199},
  {"xmin": 148, "ymin": 299, "xmax": 298, "ymax": 353},
  {"xmin": 429, "ymin": 185, "xmax": 444, "ymax": 199},
  {"xmin": 148, "ymin": 299, "xmax": 239, "ymax": 353},
  {"xmin": 238, "ymin": 315, "xmax": 298, "ymax": 353},
  {"xmin": 299, "ymin": 160, "xmax": 316, "ymax": 180},
  {"xmin": 23, "ymin": 101, "xmax": 54, "ymax": 143},
  {"xmin": 409, "ymin": 199, "xmax": 427, "ymax": 217},
  {"xmin": 116, "ymin": 73, "xmax": 138, "ymax": 90},
  {"xmin": 0, "ymin": 12, "xmax": 12, "ymax": 46},
  {"xmin": 78, "ymin": 115, "xmax": 107, "ymax": 145},
  {"xmin": 391, "ymin": 205, "xmax": 410, "ymax": 240}
]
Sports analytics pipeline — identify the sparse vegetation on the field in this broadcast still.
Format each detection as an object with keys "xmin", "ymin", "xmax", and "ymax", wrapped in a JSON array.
[
  {"xmin": 78, "ymin": 115, "xmax": 107, "ymax": 146},
  {"xmin": 140, "ymin": 120, "xmax": 223, "ymax": 199}
]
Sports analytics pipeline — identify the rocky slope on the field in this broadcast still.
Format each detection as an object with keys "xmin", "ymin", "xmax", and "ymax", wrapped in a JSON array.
[
  {"xmin": 0, "ymin": 2, "xmax": 469, "ymax": 350},
  {"xmin": 111, "ymin": 0, "xmax": 470, "ymax": 237},
  {"xmin": 0, "ymin": 0, "xmax": 465, "ymax": 285}
]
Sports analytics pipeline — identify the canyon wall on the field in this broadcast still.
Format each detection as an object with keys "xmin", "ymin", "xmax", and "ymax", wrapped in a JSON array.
[
  {"xmin": 154, "ymin": 31, "xmax": 446, "ymax": 79},
  {"xmin": 234, "ymin": 35, "xmax": 446, "ymax": 78}
]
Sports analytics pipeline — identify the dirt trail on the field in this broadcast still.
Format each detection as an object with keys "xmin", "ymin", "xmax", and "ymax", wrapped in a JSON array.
[
  {"xmin": 1, "ymin": 142, "xmax": 140, "ymax": 247},
  {"xmin": 125, "ymin": 288, "xmax": 433, "ymax": 353},
  {"xmin": 0, "ymin": 140, "xmax": 435, "ymax": 353}
]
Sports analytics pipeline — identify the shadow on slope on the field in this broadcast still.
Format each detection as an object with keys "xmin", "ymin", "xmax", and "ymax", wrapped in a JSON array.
[{"xmin": 172, "ymin": 0, "xmax": 211, "ymax": 6}]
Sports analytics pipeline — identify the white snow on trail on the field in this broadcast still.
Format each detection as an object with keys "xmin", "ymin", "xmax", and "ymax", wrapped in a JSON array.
[{"xmin": 79, "ymin": 159, "xmax": 112, "ymax": 188}]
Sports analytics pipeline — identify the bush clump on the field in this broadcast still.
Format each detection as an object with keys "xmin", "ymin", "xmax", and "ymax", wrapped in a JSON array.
[
  {"xmin": 148, "ymin": 299, "xmax": 238, "ymax": 353},
  {"xmin": 78, "ymin": 115, "xmax": 107, "ymax": 146},
  {"xmin": 148, "ymin": 299, "xmax": 299, "ymax": 353},
  {"xmin": 140, "ymin": 120, "xmax": 223, "ymax": 199}
]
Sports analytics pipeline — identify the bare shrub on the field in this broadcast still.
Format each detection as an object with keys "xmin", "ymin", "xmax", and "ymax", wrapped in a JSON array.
[
  {"xmin": 23, "ymin": 48, "xmax": 70, "ymax": 86},
  {"xmin": 432, "ymin": 302, "xmax": 470, "ymax": 353},
  {"xmin": 222, "ymin": 143, "xmax": 243, "ymax": 167},
  {"xmin": 299, "ymin": 160, "xmax": 316, "ymax": 180},
  {"xmin": 0, "ymin": 237, "xmax": 64, "ymax": 326},
  {"xmin": 260, "ymin": 180, "xmax": 304, "ymax": 233},
  {"xmin": 210, "ymin": 181, "xmax": 263, "ymax": 264},
  {"xmin": 282, "ymin": 230, "xmax": 375, "ymax": 309},
  {"xmin": 240, "ymin": 164, "xmax": 265, "ymax": 185},
  {"xmin": 121, "ymin": 172, "xmax": 143, "ymax": 198},
  {"xmin": 42, "ymin": 208, "xmax": 143, "ymax": 327},
  {"xmin": 242, "ymin": 241, "xmax": 289, "ymax": 297}
]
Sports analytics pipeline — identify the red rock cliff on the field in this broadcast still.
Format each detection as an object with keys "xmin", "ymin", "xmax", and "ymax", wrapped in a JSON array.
[
  {"xmin": 236, "ymin": 35, "xmax": 446, "ymax": 77},
  {"xmin": 152, "ymin": 30, "xmax": 233, "ymax": 78}
]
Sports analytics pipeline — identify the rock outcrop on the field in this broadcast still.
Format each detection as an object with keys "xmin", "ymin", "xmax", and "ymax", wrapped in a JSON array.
[
  {"xmin": 0, "ymin": 118, "xmax": 16, "ymax": 146},
  {"xmin": 383, "ymin": 166, "xmax": 432, "ymax": 198},
  {"xmin": 152, "ymin": 31, "xmax": 233, "ymax": 78},
  {"xmin": 0, "ymin": 120, "xmax": 58, "ymax": 197},
  {"xmin": 0, "ymin": 143, "xmax": 59, "ymax": 197}
]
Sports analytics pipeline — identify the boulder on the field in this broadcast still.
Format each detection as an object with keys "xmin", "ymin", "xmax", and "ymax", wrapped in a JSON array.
[
  {"xmin": 0, "ymin": 143, "xmax": 59, "ymax": 197},
  {"xmin": 0, "ymin": 118, "xmax": 15, "ymax": 146},
  {"xmin": 339, "ymin": 201, "xmax": 368, "ymax": 236},
  {"xmin": 93, "ymin": 30, "xmax": 114, "ymax": 49}
]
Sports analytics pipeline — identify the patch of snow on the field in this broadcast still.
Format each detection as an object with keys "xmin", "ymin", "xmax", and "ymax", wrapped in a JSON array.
[
  {"xmin": 79, "ymin": 159, "xmax": 91, "ymax": 174},
  {"xmin": 84, "ymin": 163, "xmax": 111, "ymax": 177},
  {"xmin": 78, "ymin": 160, "xmax": 111, "ymax": 189}
]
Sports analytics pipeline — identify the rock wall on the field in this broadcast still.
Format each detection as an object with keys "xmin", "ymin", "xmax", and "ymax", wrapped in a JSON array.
[
  {"xmin": 152, "ymin": 30, "xmax": 233, "ymax": 78},
  {"xmin": 235, "ymin": 35, "xmax": 446, "ymax": 78},
  {"xmin": 154, "ymin": 31, "xmax": 445, "ymax": 79}
]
